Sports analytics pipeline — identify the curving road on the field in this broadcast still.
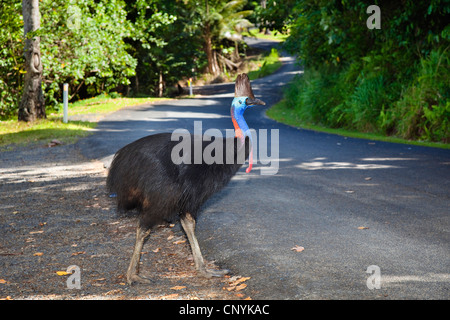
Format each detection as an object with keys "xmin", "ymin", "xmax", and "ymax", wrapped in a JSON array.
[{"xmin": 79, "ymin": 38, "xmax": 450, "ymax": 299}]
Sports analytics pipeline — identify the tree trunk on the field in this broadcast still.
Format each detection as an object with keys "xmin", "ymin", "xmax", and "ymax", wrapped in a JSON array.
[
  {"xmin": 204, "ymin": 0, "xmax": 219, "ymax": 76},
  {"xmin": 18, "ymin": 0, "xmax": 45, "ymax": 122},
  {"xmin": 204, "ymin": 23, "xmax": 219, "ymax": 76},
  {"xmin": 158, "ymin": 70, "xmax": 164, "ymax": 97},
  {"xmin": 233, "ymin": 41, "xmax": 240, "ymax": 61}
]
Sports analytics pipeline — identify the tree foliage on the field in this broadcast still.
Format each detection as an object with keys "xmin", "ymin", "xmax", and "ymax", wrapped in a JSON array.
[
  {"xmin": 266, "ymin": 0, "xmax": 449, "ymax": 142},
  {"xmin": 0, "ymin": 0, "xmax": 24, "ymax": 118},
  {"xmin": 39, "ymin": 0, "xmax": 137, "ymax": 107},
  {"xmin": 0, "ymin": 0, "xmax": 256, "ymax": 118},
  {"xmin": 125, "ymin": 0, "xmax": 203, "ymax": 96}
]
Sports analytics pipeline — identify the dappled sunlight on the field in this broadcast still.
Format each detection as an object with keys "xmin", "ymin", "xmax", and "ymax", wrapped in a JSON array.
[
  {"xmin": 171, "ymin": 98, "xmax": 222, "ymax": 106},
  {"xmin": 0, "ymin": 161, "xmax": 105, "ymax": 186},
  {"xmin": 165, "ymin": 111, "xmax": 228, "ymax": 119},
  {"xmin": 207, "ymin": 92, "xmax": 234, "ymax": 98},
  {"xmin": 360, "ymin": 157, "xmax": 418, "ymax": 161},
  {"xmin": 296, "ymin": 160, "xmax": 399, "ymax": 171},
  {"xmin": 292, "ymin": 156, "xmax": 414, "ymax": 171},
  {"xmin": 382, "ymin": 273, "xmax": 450, "ymax": 287},
  {"xmin": 230, "ymin": 172, "xmax": 251, "ymax": 181}
]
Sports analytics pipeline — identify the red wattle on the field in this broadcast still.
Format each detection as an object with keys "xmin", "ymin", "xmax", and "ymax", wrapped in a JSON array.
[{"xmin": 246, "ymin": 149, "xmax": 253, "ymax": 173}]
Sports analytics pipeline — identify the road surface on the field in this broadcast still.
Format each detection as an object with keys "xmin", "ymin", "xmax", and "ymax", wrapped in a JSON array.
[{"xmin": 79, "ymin": 38, "xmax": 450, "ymax": 299}]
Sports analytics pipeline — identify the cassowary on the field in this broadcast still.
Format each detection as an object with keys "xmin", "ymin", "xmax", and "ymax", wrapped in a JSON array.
[{"xmin": 107, "ymin": 74, "xmax": 265, "ymax": 284}]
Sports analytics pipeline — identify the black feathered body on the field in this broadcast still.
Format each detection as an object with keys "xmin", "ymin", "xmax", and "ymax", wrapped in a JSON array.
[{"xmin": 107, "ymin": 133, "xmax": 249, "ymax": 229}]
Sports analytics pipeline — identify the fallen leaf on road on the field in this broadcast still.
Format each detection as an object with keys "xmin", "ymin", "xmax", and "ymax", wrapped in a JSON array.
[
  {"xmin": 173, "ymin": 240, "xmax": 186, "ymax": 245},
  {"xmin": 358, "ymin": 226, "xmax": 369, "ymax": 230},
  {"xmin": 105, "ymin": 289, "xmax": 123, "ymax": 296},
  {"xmin": 225, "ymin": 276, "xmax": 251, "ymax": 291},
  {"xmin": 152, "ymin": 248, "xmax": 161, "ymax": 253},
  {"xmin": 291, "ymin": 245, "xmax": 305, "ymax": 253},
  {"xmin": 92, "ymin": 282, "xmax": 104, "ymax": 287},
  {"xmin": 235, "ymin": 284, "xmax": 247, "ymax": 291},
  {"xmin": 29, "ymin": 230, "xmax": 44, "ymax": 234},
  {"xmin": 33, "ymin": 252, "xmax": 44, "ymax": 256},
  {"xmin": 71, "ymin": 251, "xmax": 85, "ymax": 256},
  {"xmin": 228, "ymin": 276, "xmax": 251, "ymax": 287},
  {"xmin": 170, "ymin": 286, "xmax": 186, "ymax": 290},
  {"xmin": 56, "ymin": 271, "xmax": 70, "ymax": 276},
  {"xmin": 0, "ymin": 279, "xmax": 8, "ymax": 284}
]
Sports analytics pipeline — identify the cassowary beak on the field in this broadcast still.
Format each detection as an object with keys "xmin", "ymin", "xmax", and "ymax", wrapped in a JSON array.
[{"xmin": 246, "ymin": 97, "xmax": 266, "ymax": 106}]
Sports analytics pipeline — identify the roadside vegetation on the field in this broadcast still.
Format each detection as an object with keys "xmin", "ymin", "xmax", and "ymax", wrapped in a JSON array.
[
  {"xmin": 0, "ymin": 94, "xmax": 165, "ymax": 148},
  {"xmin": 247, "ymin": 48, "xmax": 282, "ymax": 80},
  {"xmin": 2, "ymin": 0, "xmax": 447, "ymax": 147},
  {"xmin": 1, "ymin": 0, "xmax": 283, "ymax": 148},
  {"xmin": 0, "ymin": 0, "xmax": 264, "ymax": 120},
  {"xmin": 267, "ymin": 99, "xmax": 450, "ymax": 149},
  {"xmin": 0, "ymin": 51, "xmax": 281, "ymax": 148},
  {"xmin": 262, "ymin": 0, "xmax": 449, "ymax": 144}
]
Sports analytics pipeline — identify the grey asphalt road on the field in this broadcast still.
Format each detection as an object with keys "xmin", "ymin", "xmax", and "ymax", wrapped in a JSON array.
[{"xmin": 78, "ymin": 39, "xmax": 450, "ymax": 299}]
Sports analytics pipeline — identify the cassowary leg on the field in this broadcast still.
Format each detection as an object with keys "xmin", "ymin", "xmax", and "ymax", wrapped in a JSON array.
[
  {"xmin": 180, "ymin": 212, "xmax": 229, "ymax": 278},
  {"xmin": 126, "ymin": 224, "xmax": 152, "ymax": 285}
]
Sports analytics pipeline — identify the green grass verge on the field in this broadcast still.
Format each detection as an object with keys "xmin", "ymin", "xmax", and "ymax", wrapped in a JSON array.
[
  {"xmin": 247, "ymin": 48, "xmax": 283, "ymax": 81},
  {"xmin": 0, "ymin": 118, "xmax": 96, "ymax": 150},
  {"xmin": 0, "ymin": 94, "xmax": 166, "ymax": 149},
  {"xmin": 242, "ymin": 30, "xmax": 288, "ymax": 42},
  {"xmin": 51, "ymin": 93, "xmax": 168, "ymax": 117},
  {"xmin": 266, "ymin": 99, "xmax": 450, "ymax": 150}
]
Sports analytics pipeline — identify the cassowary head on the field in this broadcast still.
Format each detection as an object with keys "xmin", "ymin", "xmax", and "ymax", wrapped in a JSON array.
[{"xmin": 231, "ymin": 74, "xmax": 265, "ymax": 173}]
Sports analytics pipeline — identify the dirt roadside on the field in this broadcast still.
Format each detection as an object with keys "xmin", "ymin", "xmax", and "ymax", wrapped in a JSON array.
[{"xmin": 0, "ymin": 142, "xmax": 252, "ymax": 300}]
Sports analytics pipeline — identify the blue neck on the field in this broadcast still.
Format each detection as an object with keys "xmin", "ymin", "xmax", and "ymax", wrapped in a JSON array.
[
  {"xmin": 231, "ymin": 97, "xmax": 250, "ymax": 137},
  {"xmin": 231, "ymin": 97, "xmax": 253, "ymax": 173}
]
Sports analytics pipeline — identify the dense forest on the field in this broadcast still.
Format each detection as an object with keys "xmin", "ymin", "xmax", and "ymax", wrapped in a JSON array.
[
  {"xmin": 1, "ymin": 0, "xmax": 449, "ymax": 142},
  {"xmin": 1, "ymin": 0, "xmax": 256, "ymax": 118},
  {"xmin": 262, "ymin": 0, "xmax": 449, "ymax": 143}
]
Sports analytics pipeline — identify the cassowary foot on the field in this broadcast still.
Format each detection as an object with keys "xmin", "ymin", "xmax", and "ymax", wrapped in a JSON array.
[
  {"xmin": 127, "ymin": 273, "xmax": 153, "ymax": 285},
  {"xmin": 181, "ymin": 213, "xmax": 231, "ymax": 279},
  {"xmin": 199, "ymin": 268, "xmax": 230, "ymax": 278},
  {"xmin": 126, "ymin": 225, "xmax": 152, "ymax": 285}
]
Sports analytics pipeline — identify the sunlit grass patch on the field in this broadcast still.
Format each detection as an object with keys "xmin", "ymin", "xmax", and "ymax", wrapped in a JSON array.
[
  {"xmin": 50, "ymin": 93, "xmax": 168, "ymax": 117},
  {"xmin": 0, "ymin": 118, "xmax": 97, "ymax": 149}
]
